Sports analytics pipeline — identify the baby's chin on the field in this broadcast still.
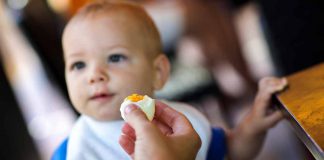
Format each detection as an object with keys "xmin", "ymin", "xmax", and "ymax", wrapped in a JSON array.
[{"xmin": 89, "ymin": 111, "xmax": 122, "ymax": 122}]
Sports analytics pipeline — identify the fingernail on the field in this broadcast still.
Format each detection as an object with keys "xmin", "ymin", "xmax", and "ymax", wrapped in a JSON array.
[{"xmin": 125, "ymin": 104, "xmax": 138, "ymax": 115}]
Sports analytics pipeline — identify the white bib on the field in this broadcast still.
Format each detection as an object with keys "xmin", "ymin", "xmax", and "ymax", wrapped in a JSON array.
[{"xmin": 67, "ymin": 101, "xmax": 211, "ymax": 160}]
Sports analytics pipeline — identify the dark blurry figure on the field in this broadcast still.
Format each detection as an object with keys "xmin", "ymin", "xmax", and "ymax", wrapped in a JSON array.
[
  {"xmin": 0, "ymin": 61, "xmax": 40, "ymax": 160},
  {"xmin": 182, "ymin": 0, "xmax": 257, "ymax": 97},
  {"xmin": 18, "ymin": 0, "xmax": 68, "ymax": 98},
  {"xmin": 173, "ymin": 0, "xmax": 258, "ymax": 127}
]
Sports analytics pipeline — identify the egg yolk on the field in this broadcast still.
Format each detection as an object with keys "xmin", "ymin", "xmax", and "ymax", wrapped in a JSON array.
[{"xmin": 126, "ymin": 94, "xmax": 144, "ymax": 102}]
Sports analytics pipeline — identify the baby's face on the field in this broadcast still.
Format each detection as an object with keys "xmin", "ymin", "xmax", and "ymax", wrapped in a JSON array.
[{"xmin": 63, "ymin": 15, "xmax": 157, "ymax": 121}]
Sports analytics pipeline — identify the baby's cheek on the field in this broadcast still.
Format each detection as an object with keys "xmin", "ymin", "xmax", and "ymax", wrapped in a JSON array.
[{"xmin": 69, "ymin": 83, "xmax": 85, "ymax": 107}]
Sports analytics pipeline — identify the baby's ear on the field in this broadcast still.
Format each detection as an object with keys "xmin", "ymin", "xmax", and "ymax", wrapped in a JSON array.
[{"xmin": 153, "ymin": 54, "xmax": 170, "ymax": 90}]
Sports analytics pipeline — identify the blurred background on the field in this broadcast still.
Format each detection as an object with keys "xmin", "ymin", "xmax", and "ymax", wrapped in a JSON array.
[{"xmin": 0, "ymin": 0, "xmax": 323, "ymax": 159}]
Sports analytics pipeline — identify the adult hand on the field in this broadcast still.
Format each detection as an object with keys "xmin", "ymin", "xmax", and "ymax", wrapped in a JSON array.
[{"xmin": 119, "ymin": 100, "xmax": 201, "ymax": 160}]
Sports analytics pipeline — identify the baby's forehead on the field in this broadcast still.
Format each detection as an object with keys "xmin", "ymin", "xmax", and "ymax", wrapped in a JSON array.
[
  {"xmin": 67, "ymin": 5, "xmax": 151, "ymax": 38},
  {"xmin": 63, "ymin": 2, "xmax": 161, "ymax": 58},
  {"xmin": 74, "ymin": 2, "xmax": 149, "ymax": 25}
]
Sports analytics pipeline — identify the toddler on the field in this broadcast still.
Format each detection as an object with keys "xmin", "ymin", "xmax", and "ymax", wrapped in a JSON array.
[{"xmin": 55, "ymin": 1, "xmax": 287, "ymax": 160}]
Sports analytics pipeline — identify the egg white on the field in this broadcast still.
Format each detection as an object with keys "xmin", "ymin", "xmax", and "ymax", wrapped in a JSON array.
[{"xmin": 120, "ymin": 95, "xmax": 155, "ymax": 121}]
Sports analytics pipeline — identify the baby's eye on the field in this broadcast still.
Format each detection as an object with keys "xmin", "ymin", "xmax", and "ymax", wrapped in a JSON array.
[
  {"xmin": 71, "ymin": 61, "xmax": 86, "ymax": 70},
  {"xmin": 108, "ymin": 54, "xmax": 127, "ymax": 63}
]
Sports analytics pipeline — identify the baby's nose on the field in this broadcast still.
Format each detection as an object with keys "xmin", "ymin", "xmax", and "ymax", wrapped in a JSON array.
[
  {"xmin": 88, "ymin": 69, "xmax": 108, "ymax": 84},
  {"xmin": 89, "ymin": 75, "xmax": 106, "ymax": 83}
]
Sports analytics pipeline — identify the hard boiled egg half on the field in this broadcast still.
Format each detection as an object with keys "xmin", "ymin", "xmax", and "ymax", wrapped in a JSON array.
[{"xmin": 120, "ymin": 94, "xmax": 155, "ymax": 121}]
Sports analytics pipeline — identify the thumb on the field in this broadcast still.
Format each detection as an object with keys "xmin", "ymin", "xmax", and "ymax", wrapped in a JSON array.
[{"xmin": 123, "ymin": 104, "xmax": 151, "ymax": 132}]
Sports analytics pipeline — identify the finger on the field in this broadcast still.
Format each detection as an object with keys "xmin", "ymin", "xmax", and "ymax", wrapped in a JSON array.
[
  {"xmin": 152, "ymin": 119, "xmax": 173, "ymax": 135},
  {"xmin": 254, "ymin": 77, "xmax": 287, "ymax": 112},
  {"xmin": 121, "ymin": 123, "xmax": 136, "ymax": 141},
  {"xmin": 154, "ymin": 100, "xmax": 193, "ymax": 133},
  {"xmin": 119, "ymin": 134, "xmax": 135, "ymax": 155},
  {"xmin": 258, "ymin": 77, "xmax": 287, "ymax": 88},
  {"xmin": 264, "ymin": 110, "xmax": 284, "ymax": 128},
  {"xmin": 122, "ymin": 106, "xmax": 172, "ymax": 137},
  {"xmin": 123, "ymin": 104, "xmax": 151, "ymax": 132}
]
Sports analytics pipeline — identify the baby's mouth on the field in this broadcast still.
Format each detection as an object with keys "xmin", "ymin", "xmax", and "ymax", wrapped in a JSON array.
[{"xmin": 90, "ymin": 93, "xmax": 115, "ymax": 101}]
